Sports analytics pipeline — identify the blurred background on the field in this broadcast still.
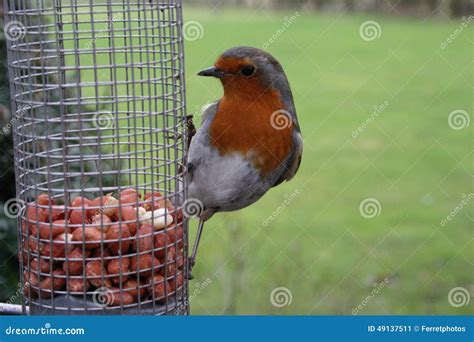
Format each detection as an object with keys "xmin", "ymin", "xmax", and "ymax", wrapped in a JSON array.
[{"xmin": 1, "ymin": 0, "xmax": 473, "ymax": 314}]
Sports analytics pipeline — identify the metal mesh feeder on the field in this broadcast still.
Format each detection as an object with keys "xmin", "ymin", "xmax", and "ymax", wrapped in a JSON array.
[{"xmin": 4, "ymin": 0, "xmax": 188, "ymax": 315}]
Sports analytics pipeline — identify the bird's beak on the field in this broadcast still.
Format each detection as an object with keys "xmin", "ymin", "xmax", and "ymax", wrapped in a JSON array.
[{"xmin": 197, "ymin": 66, "xmax": 226, "ymax": 78}]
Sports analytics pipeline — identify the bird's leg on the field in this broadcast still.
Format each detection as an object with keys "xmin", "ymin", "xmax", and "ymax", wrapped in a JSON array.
[
  {"xmin": 188, "ymin": 219, "xmax": 205, "ymax": 273},
  {"xmin": 185, "ymin": 115, "xmax": 197, "ymax": 150},
  {"xmin": 176, "ymin": 115, "xmax": 196, "ymax": 176},
  {"xmin": 163, "ymin": 115, "xmax": 195, "ymax": 143}
]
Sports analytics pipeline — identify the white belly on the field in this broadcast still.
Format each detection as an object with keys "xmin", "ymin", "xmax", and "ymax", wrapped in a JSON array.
[{"xmin": 187, "ymin": 144, "xmax": 267, "ymax": 212}]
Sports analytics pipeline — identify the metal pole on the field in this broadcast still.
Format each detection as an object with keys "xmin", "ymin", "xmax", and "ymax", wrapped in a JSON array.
[{"xmin": 0, "ymin": 303, "xmax": 29, "ymax": 315}]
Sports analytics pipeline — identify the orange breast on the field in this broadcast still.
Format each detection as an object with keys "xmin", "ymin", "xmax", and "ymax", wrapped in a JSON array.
[{"xmin": 209, "ymin": 90, "xmax": 293, "ymax": 176}]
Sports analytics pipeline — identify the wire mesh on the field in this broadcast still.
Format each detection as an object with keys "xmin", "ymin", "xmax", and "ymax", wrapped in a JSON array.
[{"xmin": 4, "ymin": 0, "xmax": 188, "ymax": 315}]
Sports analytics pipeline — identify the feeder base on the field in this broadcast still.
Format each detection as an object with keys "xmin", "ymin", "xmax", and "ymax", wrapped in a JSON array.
[{"xmin": 28, "ymin": 295, "xmax": 187, "ymax": 315}]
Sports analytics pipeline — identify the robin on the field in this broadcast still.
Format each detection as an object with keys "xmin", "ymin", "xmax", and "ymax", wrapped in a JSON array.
[{"xmin": 187, "ymin": 46, "xmax": 303, "ymax": 269}]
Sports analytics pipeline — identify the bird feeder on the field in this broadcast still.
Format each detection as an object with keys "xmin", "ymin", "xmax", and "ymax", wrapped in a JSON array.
[{"xmin": 4, "ymin": 0, "xmax": 188, "ymax": 315}]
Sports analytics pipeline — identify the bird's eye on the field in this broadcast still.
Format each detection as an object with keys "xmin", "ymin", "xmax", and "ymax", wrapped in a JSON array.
[{"xmin": 240, "ymin": 65, "xmax": 255, "ymax": 77}]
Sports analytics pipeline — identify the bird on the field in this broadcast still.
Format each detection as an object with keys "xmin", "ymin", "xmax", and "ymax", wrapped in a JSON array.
[{"xmin": 186, "ymin": 46, "xmax": 303, "ymax": 270}]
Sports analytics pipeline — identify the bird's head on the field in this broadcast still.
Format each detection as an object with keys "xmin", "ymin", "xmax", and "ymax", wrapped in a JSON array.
[{"xmin": 198, "ymin": 46, "xmax": 290, "ymax": 100}]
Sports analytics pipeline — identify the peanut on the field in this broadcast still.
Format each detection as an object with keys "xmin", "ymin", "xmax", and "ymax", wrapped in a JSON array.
[
  {"xmin": 106, "ymin": 224, "xmax": 131, "ymax": 255},
  {"xmin": 108, "ymin": 287, "xmax": 135, "ymax": 306},
  {"xmin": 63, "ymin": 247, "xmax": 86, "ymax": 275},
  {"xmin": 130, "ymin": 254, "xmax": 161, "ymax": 277},
  {"xmin": 123, "ymin": 279, "xmax": 146, "ymax": 299},
  {"xmin": 67, "ymin": 278, "xmax": 90, "ymax": 293},
  {"xmin": 147, "ymin": 274, "xmax": 171, "ymax": 300},
  {"xmin": 72, "ymin": 227, "xmax": 102, "ymax": 249},
  {"xmin": 134, "ymin": 224, "xmax": 154, "ymax": 253},
  {"xmin": 86, "ymin": 260, "xmax": 112, "ymax": 288}
]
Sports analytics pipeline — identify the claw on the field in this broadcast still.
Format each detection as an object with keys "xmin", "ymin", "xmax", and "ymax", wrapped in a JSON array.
[
  {"xmin": 164, "ymin": 130, "xmax": 183, "ymax": 140},
  {"xmin": 187, "ymin": 258, "xmax": 195, "ymax": 280}
]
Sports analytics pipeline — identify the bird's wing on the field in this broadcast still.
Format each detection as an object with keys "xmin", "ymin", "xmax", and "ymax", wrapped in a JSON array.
[
  {"xmin": 187, "ymin": 101, "xmax": 219, "ymax": 181},
  {"xmin": 270, "ymin": 64, "xmax": 302, "ymax": 185},
  {"xmin": 273, "ymin": 130, "xmax": 303, "ymax": 187}
]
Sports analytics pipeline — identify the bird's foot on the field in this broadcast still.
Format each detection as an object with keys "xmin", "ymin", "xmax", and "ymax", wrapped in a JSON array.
[
  {"xmin": 163, "ymin": 130, "xmax": 183, "ymax": 141},
  {"xmin": 187, "ymin": 256, "xmax": 196, "ymax": 280}
]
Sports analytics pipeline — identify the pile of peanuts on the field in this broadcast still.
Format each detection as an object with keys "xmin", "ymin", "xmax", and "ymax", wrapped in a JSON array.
[{"xmin": 20, "ymin": 189, "xmax": 184, "ymax": 307}]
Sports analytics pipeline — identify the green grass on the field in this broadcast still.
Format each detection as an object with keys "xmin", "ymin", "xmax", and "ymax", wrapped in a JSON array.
[{"xmin": 183, "ymin": 8, "xmax": 473, "ymax": 315}]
